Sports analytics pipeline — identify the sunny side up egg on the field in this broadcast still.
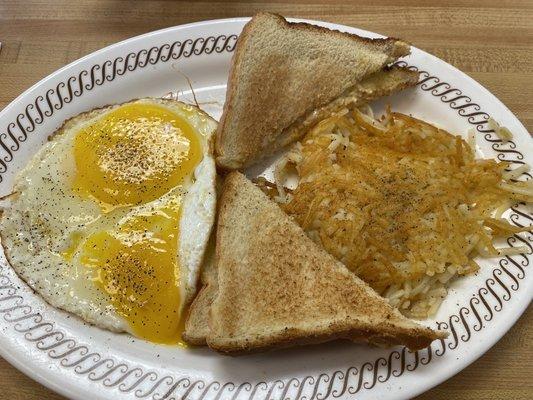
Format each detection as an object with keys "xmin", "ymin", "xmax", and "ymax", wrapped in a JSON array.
[{"xmin": 0, "ymin": 99, "xmax": 217, "ymax": 345}]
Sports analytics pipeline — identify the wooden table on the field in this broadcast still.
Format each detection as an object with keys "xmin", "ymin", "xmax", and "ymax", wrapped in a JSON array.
[{"xmin": 0, "ymin": 1, "xmax": 531, "ymax": 399}]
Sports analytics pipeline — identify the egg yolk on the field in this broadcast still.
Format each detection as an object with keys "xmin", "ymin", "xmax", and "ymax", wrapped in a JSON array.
[
  {"xmin": 80, "ymin": 200, "xmax": 186, "ymax": 345},
  {"xmin": 73, "ymin": 103, "xmax": 201, "ymax": 209}
]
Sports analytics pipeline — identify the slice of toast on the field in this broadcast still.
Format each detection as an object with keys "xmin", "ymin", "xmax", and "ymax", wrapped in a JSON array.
[
  {"xmin": 207, "ymin": 172, "xmax": 446, "ymax": 354},
  {"xmin": 215, "ymin": 12, "xmax": 412, "ymax": 170}
]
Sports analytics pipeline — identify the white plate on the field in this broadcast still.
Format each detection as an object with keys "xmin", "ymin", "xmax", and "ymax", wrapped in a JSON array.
[{"xmin": 0, "ymin": 17, "xmax": 531, "ymax": 400}]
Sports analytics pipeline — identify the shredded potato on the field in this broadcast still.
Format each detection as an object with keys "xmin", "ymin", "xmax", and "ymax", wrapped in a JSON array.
[
  {"xmin": 272, "ymin": 108, "xmax": 532, "ymax": 318},
  {"xmin": 488, "ymin": 117, "xmax": 514, "ymax": 142}
]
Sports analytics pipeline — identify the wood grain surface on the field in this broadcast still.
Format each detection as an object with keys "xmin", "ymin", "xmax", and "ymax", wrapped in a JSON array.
[{"xmin": 0, "ymin": 1, "xmax": 531, "ymax": 399}]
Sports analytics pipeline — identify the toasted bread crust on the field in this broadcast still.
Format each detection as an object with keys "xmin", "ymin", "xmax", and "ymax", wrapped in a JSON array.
[
  {"xmin": 215, "ymin": 13, "xmax": 411, "ymax": 170},
  {"xmin": 210, "ymin": 322, "xmax": 441, "ymax": 355},
  {"xmin": 183, "ymin": 243, "xmax": 218, "ymax": 345},
  {"xmin": 182, "ymin": 281, "xmax": 217, "ymax": 345}
]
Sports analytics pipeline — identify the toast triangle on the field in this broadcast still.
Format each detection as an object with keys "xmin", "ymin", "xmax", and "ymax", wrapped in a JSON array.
[
  {"xmin": 207, "ymin": 172, "xmax": 446, "ymax": 354},
  {"xmin": 215, "ymin": 13, "xmax": 411, "ymax": 170}
]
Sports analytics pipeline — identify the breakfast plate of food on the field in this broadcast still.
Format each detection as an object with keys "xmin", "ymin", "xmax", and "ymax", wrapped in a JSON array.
[{"xmin": 0, "ymin": 13, "xmax": 531, "ymax": 400}]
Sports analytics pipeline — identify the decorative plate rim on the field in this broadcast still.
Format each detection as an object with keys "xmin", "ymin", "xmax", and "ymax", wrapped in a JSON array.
[{"xmin": 0, "ymin": 18, "xmax": 531, "ymax": 400}]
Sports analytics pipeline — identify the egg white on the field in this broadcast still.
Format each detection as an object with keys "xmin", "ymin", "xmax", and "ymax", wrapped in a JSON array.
[{"xmin": 0, "ymin": 99, "xmax": 217, "ymax": 337}]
